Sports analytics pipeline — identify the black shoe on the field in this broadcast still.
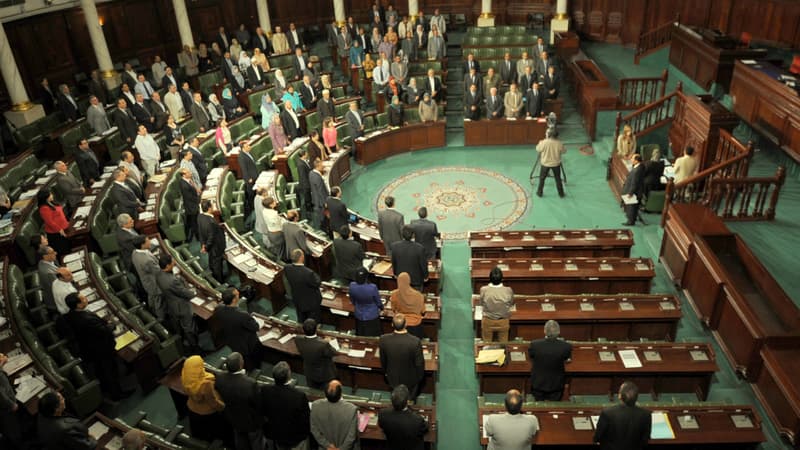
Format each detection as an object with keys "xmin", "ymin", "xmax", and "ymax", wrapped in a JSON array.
[
  {"xmin": 558, "ymin": 193, "xmax": 565, "ymax": 198},
  {"xmin": 622, "ymin": 222, "xmax": 635, "ymax": 226},
  {"xmin": 536, "ymin": 192, "xmax": 543, "ymax": 197}
]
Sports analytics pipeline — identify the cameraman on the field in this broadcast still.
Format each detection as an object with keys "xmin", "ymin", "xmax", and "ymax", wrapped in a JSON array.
[{"xmin": 535, "ymin": 128, "xmax": 567, "ymax": 198}]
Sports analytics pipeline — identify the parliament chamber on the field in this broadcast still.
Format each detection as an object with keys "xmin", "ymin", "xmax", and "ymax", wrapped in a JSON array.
[{"xmin": 0, "ymin": 0, "xmax": 799, "ymax": 449}]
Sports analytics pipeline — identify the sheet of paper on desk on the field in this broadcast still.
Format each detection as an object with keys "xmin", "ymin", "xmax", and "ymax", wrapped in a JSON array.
[
  {"xmin": 372, "ymin": 260, "xmax": 392, "ymax": 274},
  {"xmin": 482, "ymin": 414, "xmax": 490, "ymax": 438},
  {"xmin": 115, "ymin": 330, "xmax": 139, "ymax": 351},
  {"xmin": 618, "ymin": 349, "xmax": 643, "ymax": 368},
  {"xmin": 190, "ymin": 297, "xmax": 205, "ymax": 306},
  {"xmin": 473, "ymin": 305, "xmax": 483, "ymax": 320},
  {"xmin": 347, "ymin": 349, "xmax": 367, "ymax": 358},
  {"xmin": 330, "ymin": 308, "xmax": 349, "ymax": 317},
  {"xmin": 105, "ymin": 436, "xmax": 124, "ymax": 450},
  {"xmin": 253, "ymin": 316, "xmax": 265, "ymax": 329},
  {"xmin": 573, "ymin": 416, "xmax": 593, "ymax": 430},
  {"xmin": 3, "ymin": 353, "xmax": 31, "ymax": 376},
  {"xmin": 88, "ymin": 421, "xmax": 110, "ymax": 440},
  {"xmin": 259, "ymin": 329, "xmax": 281, "ymax": 342},
  {"xmin": 66, "ymin": 260, "xmax": 83, "ymax": 273},
  {"xmin": 86, "ymin": 300, "xmax": 107, "ymax": 313},
  {"xmin": 232, "ymin": 253, "xmax": 251, "ymax": 265},
  {"xmin": 328, "ymin": 338, "xmax": 341, "ymax": 352},
  {"xmin": 322, "ymin": 290, "xmax": 336, "ymax": 300},
  {"xmin": 138, "ymin": 212, "xmax": 155, "ymax": 220},
  {"xmin": 15, "ymin": 376, "xmax": 47, "ymax": 403},
  {"xmin": 650, "ymin": 412, "xmax": 675, "ymax": 439},
  {"xmin": 278, "ymin": 334, "xmax": 295, "ymax": 345}
]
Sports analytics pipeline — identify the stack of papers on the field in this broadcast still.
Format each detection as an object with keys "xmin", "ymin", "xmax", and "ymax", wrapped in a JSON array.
[
  {"xmin": 259, "ymin": 329, "xmax": 282, "ymax": 342},
  {"xmin": 651, "ymin": 412, "xmax": 676, "ymax": 439},
  {"xmin": 14, "ymin": 375, "xmax": 47, "ymax": 403},
  {"xmin": 619, "ymin": 349, "xmax": 643, "ymax": 368},
  {"xmin": 88, "ymin": 421, "xmax": 110, "ymax": 440},
  {"xmin": 476, "ymin": 348, "xmax": 506, "ymax": 365},
  {"xmin": 3, "ymin": 353, "xmax": 32, "ymax": 375},
  {"xmin": 114, "ymin": 330, "xmax": 139, "ymax": 351}
]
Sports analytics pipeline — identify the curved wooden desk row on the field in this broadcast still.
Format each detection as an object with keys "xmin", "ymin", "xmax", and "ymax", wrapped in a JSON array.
[
  {"xmin": 475, "ymin": 341, "xmax": 718, "ymax": 399},
  {"xmin": 469, "ymin": 229, "xmax": 634, "ymax": 259},
  {"xmin": 64, "ymin": 167, "xmax": 117, "ymax": 248},
  {"xmin": 354, "ymin": 121, "xmax": 446, "ymax": 165},
  {"xmin": 471, "ymin": 257, "xmax": 655, "ymax": 295},
  {"xmin": 478, "ymin": 404, "xmax": 765, "ymax": 447},
  {"xmin": 471, "ymin": 293, "xmax": 681, "ymax": 342},
  {"xmin": 254, "ymin": 313, "xmax": 438, "ymax": 395},
  {"xmin": 0, "ymin": 167, "xmax": 58, "ymax": 249},
  {"xmin": 137, "ymin": 162, "xmax": 178, "ymax": 237},
  {"xmin": 463, "ymin": 117, "xmax": 548, "ymax": 147},
  {"xmin": 320, "ymin": 281, "xmax": 441, "ymax": 340}
]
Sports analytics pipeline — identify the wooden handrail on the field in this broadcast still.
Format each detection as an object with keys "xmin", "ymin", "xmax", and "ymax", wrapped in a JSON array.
[
  {"xmin": 705, "ymin": 166, "xmax": 786, "ymax": 220},
  {"xmin": 634, "ymin": 13, "xmax": 680, "ymax": 64},
  {"xmin": 614, "ymin": 82, "xmax": 683, "ymax": 147},
  {"xmin": 617, "ymin": 69, "xmax": 669, "ymax": 110}
]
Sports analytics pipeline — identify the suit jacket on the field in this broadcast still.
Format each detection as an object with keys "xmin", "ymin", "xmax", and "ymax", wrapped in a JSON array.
[
  {"xmin": 464, "ymin": 90, "xmax": 483, "ymax": 119},
  {"xmin": 110, "ymin": 183, "xmax": 141, "ymax": 219},
  {"xmin": 464, "ymin": 73, "xmax": 483, "ymax": 95},
  {"xmin": 299, "ymin": 83, "xmax": 317, "ymax": 109},
  {"xmin": 390, "ymin": 240, "xmax": 428, "ymax": 288},
  {"xmin": 86, "ymin": 105, "xmax": 110, "ymax": 135},
  {"xmin": 115, "ymin": 227, "xmax": 140, "ymax": 270},
  {"xmin": 238, "ymin": 151, "xmax": 259, "ymax": 183},
  {"xmin": 75, "ymin": 150, "xmax": 100, "ymax": 186},
  {"xmin": 288, "ymin": 30, "xmax": 305, "ymax": 51},
  {"xmin": 296, "ymin": 158, "xmax": 312, "ymax": 192},
  {"xmin": 58, "ymin": 93, "xmax": 80, "ymax": 121},
  {"xmin": 190, "ymin": 101, "xmax": 211, "ymax": 130},
  {"xmin": 310, "ymin": 398, "xmax": 359, "ymax": 450},
  {"xmin": 622, "ymin": 163, "xmax": 646, "ymax": 198},
  {"xmin": 410, "ymin": 218, "xmax": 439, "ymax": 260},
  {"xmin": 294, "ymin": 335, "xmax": 337, "ymax": 384},
  {"xmin": 214, "ymin": 372, "xmax": 261, "ymax": 432},
  {"xmin": 317, "ymin": 98, "xmax": 335, "ymax": 122},
  {"xmin": 260, "ymin": 383, "xmax": 310, "ymax": 445},
  {"xmin": 504, "ymin": 91, "xmax": 523, "ymax": 118},
  {"xmin": 284, "ymin": 263, "xmax": 322, "ymax": 313},
  {"xmin": 326, "ymin": 197, "xmax": 348, "ymax": 233},
  {"xmin": 38, "ymin": 260, "xmax": 59, "ymax": 311},
  {"xmin": 593, "ymin": 404, "xmax": 652, "ymax": 450},
  {"xmin": 293, "ymin": 55, "xmax": 310, "ymax": 79},
  {"xmin": 150, "ymin": 100, "xmax": 170, "ymax": 130},
  {"xmin": 309, "ymin": 171, "xmax": 328, "ymax": 210},
  {"xmin": 156, "ymin": 270, "xmax": 194, "ymax": 320},
  {"xmin": 378, "ymin": 209, "xmax": 404, "ymax": 254},
  {"xmin": 485, "ymin": 94, "xmax": 504, "ymax": 119},
  {"xmin": 333, "ymin": 238, "xmax": 364, "ymax": 281},
  {"xmin": 464, "ymin": 59, "xmax": 481, "ymax": 74},
  {"xmin": 253, "ymin": 33, "xmax": 272, "ymax": 54},
  {"xmin": 161, "ymin": 74, "xmax": 180, "ymax": 90},
  {"xmin": 499, "ymin": 59, "xmax": 516, "ymax": 84},
  {"xmin": 131, "ymin": 249, "xmax": 161, "ymax": 296},
  {"xmin": 518, "ymin": 73, "xmax": 536, "ymax": 92},
  {"xmin": 198, "ymin": 213, "xmax": 225, "ymax": 255},
  {"xmin": 345, "ymin": 109, "xmax": 364, "ymax": 138},
  {"xmin": 543, "ymin": 72, "xmax": 561, "ymax": 99},
  {"xmin": 280, "ymin": 109, "xmax": 300, "ymax": 140},
  {"xmin": 37, "ymin": 415, "xmax": 97, "ymax": 450},
  {"xmin": 525, "ymin": 89, "xmax": 544, "ymax": 117},
  {"xmin": 63, "ymin": 309, "xmax": 115, "ymax": 361},
  {"xmin": 423, "ymin": 77, "xmax": 442, "ymax": 100},
  {"xmin": 131, "ymin": 102, "xmax": 155, "ymax": 132},
  {"xmin": 528, "ymin": 337, "xmax": 572, "ymax": 392},
  {"xmin": 536, "ymin": 59, "xmax": 553, "ymax": 81},
  {"xmin": 187, "ymin": 146, "xmax": 208, "ymax": 183},
  {"xmin": 283, "ymin": 221, "xmax": 309, "ymax": 259},
  {"xmin": 180, "ymin": 178, "xmax": 200, "ymax": 215},
  {"xmin": 111, "ymin": 108, "xmax": 139, "ymax": 142},
  {"xmin": 88, "ymin": 79, "xmax": 108, "ymax": 105},
  {"xmin": 213, "ymin": 305, "xmax": 260, "ymax": 360},
  {"xmin": 54, "ymin": 172, "xmax": 83, "ymax": 209},
  {"xmin": 379, "ymin": 332, "xmax": 424, "ymax": 388},
  {"xmin": 378, "ymin": 408, "xmax": 428, "ymax": 450}
]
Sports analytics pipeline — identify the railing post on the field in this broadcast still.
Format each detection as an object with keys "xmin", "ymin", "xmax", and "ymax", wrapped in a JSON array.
[
  {"xmin": 766, "ymin": 166, "xmax": 786, "ymax": 220},
  {"xmin": 661, "ymin": 178, "xmax": 674, "ymax": 227},
  {"xmin": 659, "ymin": 69, "xmax": 668, "ymax": 98},
  {"xmin": 614, "ymin": 112, "xmax": 623, "ymax": 147}
]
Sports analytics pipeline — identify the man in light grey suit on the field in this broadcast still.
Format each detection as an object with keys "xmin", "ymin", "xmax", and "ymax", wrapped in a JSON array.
[
  {"xmin": 310, "ymin": 380, "xmax": 359, "ymax": 450},
  {"xmin": 282, "ymin": 210, "xmax": 310, "ymax": 261},
  {"xmin": 344, "ymin": 101, "xmax": 365, "ymax": 139},
  {"xmin": 131, "ymin": 235, "xmax": 164, "ymax": 321},
  {"xmin": 309, "ymin": 158, "xmax": 329, "ymax": 230},
  {"xmin": 410, "ymin": 206, "xmax": 439, "ymax": 260},
  {"xmin": 378, "ymin": 196, "xmax": 404, "ymax": 256},
  {"xmin": 86, "ymin": 96, "xmax": 110, "ymax": 135},
  {"xmin": 53, "ymin": 161, "xmax": 84, "ymax": 218},
  {"xmin": 189, "ymin": 93, "xmax": 212, "ymax": 132},
  {"xmin": 485, "ymin": 389, "xmax": 540, "ymax": 450},
  {"xmin": 37, "ymin": 246, "xmax": 60, "ymax": 313}
]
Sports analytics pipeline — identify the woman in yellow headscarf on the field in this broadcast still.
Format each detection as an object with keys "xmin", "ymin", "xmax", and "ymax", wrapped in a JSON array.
[
  {"xmin": 181, "ymin": 355, "xmax": 226, "ymax": 443},
  {"xmin": 390, "ymin": 272, "xmax": 426, "ymax": 339}
]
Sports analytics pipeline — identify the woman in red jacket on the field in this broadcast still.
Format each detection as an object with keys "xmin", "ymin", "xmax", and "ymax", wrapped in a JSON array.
[{"xmin": 37, "ymin": 189, "xmax": 70, "ymax": 257}]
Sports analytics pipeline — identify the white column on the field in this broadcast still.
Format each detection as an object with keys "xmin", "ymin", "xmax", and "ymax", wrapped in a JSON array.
[
  {"xmin": 556, "ymin": 0, "xmax": 568, "ymax": 19},
  {"xmin": 172, "ymin": 0, "xmax": 195, "ymax": 48},
  {"xmin": 256, "ymin": 0, "xmax": 272, "ymax": 33},
  {"xmin": 1, "ymin": 21, "xmax": 45, "ymax": 126},
  {"xmin": 80, "ymin": 0, "xmax": 115, "ymax": 77},
  {"xmin": 477, "ymin": 0, "xmax": 495, "ymax": 27},
  {"xmin": 408, "ymin": 0, "xmax": 418, "ymax": 19},
  {"xmin": 550, "ymin": 0, "xmax": 570, "ymax": 43},
  {"xmin": 333, "ymin": 0, "xmax": 346, "ymax": 26}
]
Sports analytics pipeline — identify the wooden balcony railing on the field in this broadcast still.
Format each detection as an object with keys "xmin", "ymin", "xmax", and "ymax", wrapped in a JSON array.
[
  {"xmin": 634, "ymin": 14, "xmax": 680, "ymax": 64},
  {"xmin": 705, "ymin": 167, "xmax": 786, "ymax": 220},
  {"xmin": 617, "ymin": 69, "xmax": 669, "ymax": 110},
  {"xmin": 614, "ymin": 82, "xmax": 683, "ymax": 145}
]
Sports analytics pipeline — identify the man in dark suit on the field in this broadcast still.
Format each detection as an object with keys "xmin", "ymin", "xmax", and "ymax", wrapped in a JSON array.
[
  {"xmin": 294, "ymin": 319, "xmax": 337, "ymax": 389},
  {"xmin": 464, "ymin": 83, "xmax": 483, "ymax": 121},
  {"xmin": 131, "ymin": 93, "xmax": 156, "ymax": 132},
  {"xmin": 179, "ymin": 168, "xmax": 200, "ymax": 242},
  {"xmin": 525, "ymin": 82, "xmax": 544, "ymax": 118},
  {"xmin": 536, "ymin": 51, "xmax": 553, "ymax": 82},
  {"xmin": 157, "ymin": 254, "xmax": 198, "ymax": 351},
  {"xmin": 543, "ymin": 65, "xmax": 561, "ymax": 100},
  {"xmin": 74, "ymin": 140, "xmax": 100, "ymax": 188},
  {"xmin": 528, "ymin": 319, "xmax": 572, "ymax": 401},
  {"xmin": 53, "ymin": 160, "xmax": 84, "ymax": 218},
  {"xmin": 594, "ymin": 381, "xmax": 651, "ymax": 450},
  {"xmin": 280, "ymin": 101, "xmax": 301, "ymax": 140},
  {"xmin": 253, "ymin": 27, "xmax": 273, "ymax": 54},
  {"xmin": 283, "ymin": 210, "xmax": 310, "ymax": 261},
  {"xmin": 37, "ymin": 246, "xmax": 60, "ymax": 313},
  {"xmin": 326, "ymin": 187, "xmax": 349, "ymax": 238},
  {"xmin": 309, "ymin": 158, "xmax": 329, "ymax": 230},
  {"xmin": 216, "ymin": 26, "xmax": 231, "ymax": 51},
  {"xmin": 63, "ymin": 293, "xmax": 126, "ymax": 399},
  {"xmin": 36, "ymin": 392, "xmax": 97, "ymax": 450},
  {"xmin": 518, "ymin": 66, "xmax": 536, "ymax": 93},
  {"xmin": 423, "ymin": 69, "xmax": 443, "ymax": 101},
  {"xmin": 214, "ymin": 352, "xmax": 263, "ymax": 450},
  {"xmin": 379, "ymin": 314, "xmax": 425, "ymax": 399},
  {"xmin": 284, "ymin": 249, "xmax": 322, "ymax": 323},
  {"xmin": 378, "ymin": 385, "xmax": 429, "ymax": 450},
  {"xmin": 390, "ymin": 226, "xmax": 428, "ymax": 291},
  {"xmin": 186, "ymin": 137, "xmax": 208, "ymax": 184},
  {"xmin": 378, "ymin": 196, "xmax": 404, "ymax": 256},
  {"xmin": 238, "ymin": 141, "xmax": 259, "ymax": 226},
  {"xmin": 149, "ymin": 92, "xmax": 170, "ymax": 131},
  {"xmin": 198, "ymin": 200, "xmax": 226, "ymax": 282},
  {"xmin": 344, "ymin": 101, "xmax": 365, "ymax": 139},
  {"xmin": 246, "ymin": 61, "xmax": 266, "ymax": 89},
  {"xmin": 88, "ymin": 70, "xmax": 108, "ymax": 105},
  {"xmin": 295, "ymin": 149, "xmax": 313, "ymax": 220},
  {"xmin": 161, "ymin": 67, "xmax": 179, "ymax": 92},
  {"xmin": 292, "ymin": 47, "xmax": 311, "ymax": 80},
  {"xmin": 0, "ymin": 353, "xmax": 22, "ymax": 448},
  {"xmin": 111, "ymin": 169, "xmax": 143, "ymax": 219},
  {"xmin": 189, "ymin": 92, "xmax": 212, "ymax": 132},
  {"xmin": 622, "ymin": 154, "xmax": 645, "ymax": 226},
  {"xmin": 111, "ymin": 98, "xmax": 139, "ymax": 144},
  {"xmin": 464, "ymin": 53, "xmax": 481, "ymax": 74},
  {"xmin": 499, "ymin": 52, "xmax": 516, "ymax": 85},
  {"xmin": 57, "ymin": 84, "xmax": 80, "ymax": 121},
  {"xmin": 213, "ymin": 290, "xmax": 261, "ymax": 369},
  {"xmin": 115, "ymin": 213, "xmax": 140, "ymax": 271},
  {"xmin": 299, "ymin": 75, "xmax": 318, "ymax": 110},
  {"xmin": 485, "ymin": 87, "xmax": 504, "ymax": 119},
  {"xmin": 260, "ymin": 361, "xmax": 310, "ymax": 449},
  {"xmin": 410, "ymin": 207, "xmax": 439, "ymax": 260},
  {"xmin": 333, "ymin": 226, "xmax": 364, "ymax": 282}
]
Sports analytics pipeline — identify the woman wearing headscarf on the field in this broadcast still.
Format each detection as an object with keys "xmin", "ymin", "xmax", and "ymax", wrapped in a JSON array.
[
  {"xmin": 260, "ymin": 93, "xmax": 279, "ymax": 130},
  {"xmin": 349, "ymin": 39, "xmax": 365, "ymax": 67},
  {"xmin": 418, "ymin": 92, "xmax": 438, "ymax": 123},
  {"xmin": 388, "ymin": 95, "xmax": 404, "ymax": 127},
  {"xmin": 237, "ymin": 50, "xmax": 251, "ymax": 73},
  {"xmin": 221, "ymin": 87, "xmax": 244, "ymax": 119},
  {"xmin": 308, "ymin": 130, "xmax": 328, "ymax": 162},
  {"xmin": 274, "ymin": 69, "xmax": 288, "ymax": 98},
  {"xmin": 349, "ymin": 268, "xmax": 384, "ymax": 336},
  {"xmin": 229, "ymin": 66, "xmax": 247, "ymax": 94},
  {"xmin": 363, "ymin": 54, "xmax": 376, "ymax": 79},
  {"xmin": 390, "ymin": 272, "xmax": 426, "ymax": 339},
  {"xmin": 215, "ymin": 119, "xmax": 233, "ymax": 155},
  {"xmin": 181, "ymin": 356, "xmax": 227, "ymax": 443},
  {"xmin": 252, "ymin": 48, "xmax": 271, "ymax": 72},
  {"xmin": 405, "ymin": 78, "xmax": 421, "ymax": 105},
  {"xmin": 268, "ymin": 114, "xmax": 288, "ymax": 154},
  {"xmin": 37, "ymin": 189, "xmax": 70, "ymax": 256},
  {"xmin": 281, "ymin": 85, "xmax": 304, "ymax": 112},
  {"xmin": 207, "ymin": 93, "xmax": 225, "ymax": 124},
  {"xmin": 384, "ymin": 77, "xmax": 401, "ymax": 102}
]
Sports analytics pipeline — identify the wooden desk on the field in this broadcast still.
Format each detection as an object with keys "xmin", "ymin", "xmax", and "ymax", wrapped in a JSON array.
[
  {"xmin": 470, "ymin": 258, "xmax": 655, "ymax": 295},
  {"xmin": 753, "ymin": 342, "xmax": 800, "ymax": 448},
  {"xmin": 320, "ymin": 282, "xmax": 441, "ymax": 340},
  {"xmin": 66, "ymin": 168, "xmax": 116, "ymax": 248},
  {"xmin": 475, "ymin": 341, "xmax": 717, "ymax": 399},
  {"xmin": 84, "ymin": 413, "xmax": 183, "ymax": 450},
  {"xmin": 730, "ymin": 59, "xmax": 800, "ymax": 163},
  {"xmin": 463, "ymin": 118, "xmax": 548, "ymax": 147},
  {"xmin": 469, "ymin": 229, "xmax": 634, "ymax": 259},
  {"xmin": 370, "ymin": 255, "xmax": 442, "ymax": 294},
  {"xmin": 478, "ymin": 404, "xmax": 765, "ymax": 448},
  {"xmin": 323, "ymin": 147, "xmax": 352, "ymax": 188},
  {"xmin": 682, "ymin": 233, "xmax": 800, "ymax": 381},
  {"xmin": 554, "ymin": 31, "xmax": 580, "ymax": 61},
  {"xmin": 223, "ymin": 223, "xmax": 288, "ymax": 313},
  {"xmin": 255, "ymin": 314, "xmax": 438, "ymax": 394},
  {"xmin": 138, "ymin": 163, "xmax": 176, "ymax": 236},
  {"xmin": 354, "ymin": 122, "xmax": 446, "ymax": 165},
  {"xmin": 669, "ymin": 25, "xmax": 767, "ymax": 91},
  {"xmin": 568, "ymin": 57, "xmax": 618, "ymax": 140},
  {"xmin": 270, "ymin": 136, "xmax": 309, "ymax": 182},
  {"xmin": 472, "ymin": 293, "xmax": 681, "ymax": 342}
]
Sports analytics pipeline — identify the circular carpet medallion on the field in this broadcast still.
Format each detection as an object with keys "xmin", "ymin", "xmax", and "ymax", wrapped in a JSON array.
[{"xmin": 376, "ymin": 166, "xmax": 528, "ymax": 240}]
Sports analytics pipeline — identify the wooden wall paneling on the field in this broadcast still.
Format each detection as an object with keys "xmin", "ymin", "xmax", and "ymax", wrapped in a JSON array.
[
  {"xmin": 9, "ymin": 14, "xmax": 78, "ymax": 95},
  {"xmin": 707, "ymin": 0, "xmax": 733, "ymax": 33},
  {"xmin": 188, "ymin": 4, "xmax": 226, "ymax": 43},
  {"xmin": 621, "ymin": 0, "xmax": 646, "ymax": 46},
  {"xmin": 502, "ymin": 0, "xmax": 554, "ymax": 26},
  {"xmin": 678, "ymin": 0, "xmax": 711, "ymax": 29}
]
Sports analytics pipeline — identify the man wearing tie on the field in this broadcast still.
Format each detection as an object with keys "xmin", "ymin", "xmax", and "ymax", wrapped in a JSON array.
[
  {"xmin": 111, "ymin": 98, "xmax": 139, "ymax": 144},
  {"xmin": 75, "ymin": 140, "xmax": 100, "ymax": 188},
  {"xmin": 519, "ymin": 66, "xmax": 536, "ymax": 92},
  {"xmin": 309, "ymin": 158, "xmax": 329, "ymax": 230},
  {"xmin": 544, "ymin": 65, "xmax": 561, "ymax": 100},
  {"xmin": 425, "ymin": 69, "xmax": 442, "ymax": 101},
  {"xmin": 503, "ymin": 83, "xmax": 523, "ymax": 119},
  {"xmin": 85, "ymin": 95, "xmax": 111, "ymax": 135},
  {"xmin": 534, "ymin": 37, "xmax": 549, "ymax": 63},
  {"xmin": 621, "ymin": 154, "xmax": 645, "ymax": 226},
  {"xmin": 345, "ymin": 101, "xmax": 365, "ymax": 138},
  {"xmin": 53, "ymin": 160, "xmax": 84, "ymax": 218},
  {"xmin": 293, "ymin": 47, "xmax": 310, "ymax": 80},
  {"xmin": 465, "ymin": 83, "xmax": 482, "ymax": 121},
  {"xmin": 300, "ymin": 75, "xmax": 318, "ymax": 109},
  {"xmin": 110, "ymin": 169, "xmax": 144, "ymax": 220},
  {"xmin": 526, "ymin": 82, "xmax": 544, "ymax": 118},
  {"xmin": 464, "ymin": 53, "xmax": 481, "ymax": 74},
  {"xmin": 485, "ymin": 87, "xmax": 504, "ymax": 119},
  {"xmin": 198, "ymin": 200, "xmax": 226, "ymax": 283},
  {"xmin": 190, "ymin": 93, "xmax": 211, "ymax": 132},
  {"xmin": 516, "ymin": 52, "xmax": 534, "ymax": 82},
  {"xmin": 238, "ymin": 141, "xmax": 259, "ymax": 227},
  {"xmin": 134, "ymin": 74, "xmax": 155, "ymax": 100},
  {"xmin": 57, "ymin": 84, "xmax": 80, "ymax": 121},
  {"xmin": 500, "ymin": 52, "xmax": 516, "ymax": 86},
  {"xmin": 464, "ymin": 68, "xmax": 482, "ymax": 97},
  {"xmin": 179, "ymin": 168, "xmax": 200, "ymax": 242},
  {"xmin": 131, "ymin": 93, "xmax": 156, "ymax": 132},
  {"xmin": 537, "ymin": 52, "xmax": 552, "ymax": 82}
]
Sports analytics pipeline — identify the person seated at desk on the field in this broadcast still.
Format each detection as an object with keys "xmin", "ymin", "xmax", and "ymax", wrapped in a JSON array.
[
  {"xmin": 480, "ymin": 266, "xmax": 514, "ymax": 343},
  {"xmin": 296, "ymin": 319, "xmax": 338, "ymax": 390},
  {"xmin": 643, "ymin": 148, "xmax": 666, "ymax": 195},
  {"xmin": 485, "ymin": 389, "xmax": 540, "ymax": 450},
  {"xmin": 388, "ymin": 95, "xmax": 405, "ymax": 126},
  {"xmin": 673, "ymin": 146, "xmax": 699, "ymax": 183},
  {"xmin": 37, "ymin": 392, "xmax": 97, "ymax": 450},
  {"xmin": 594, "ymin": 381, "xmax": 651, "ymax": 450},
  {"xmin": 528, "ymin": 319, "xmax": 572, "ymax": 401},
  {"xmin": 418, "ymin": 92, "xmax": 438, "ymax": 123}
]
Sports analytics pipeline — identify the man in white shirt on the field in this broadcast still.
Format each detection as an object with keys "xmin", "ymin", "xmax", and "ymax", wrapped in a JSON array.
[
  {"xmin": 134, "ymin": 74, "xmax": 155, "ymax": 100},
  {"xmin": 52, "ymin": 268, "xmax": 77, "ymax": 315},
  {"xmin": 372, "ymin": 56, "xmax": 390, "ymax": 92},
  {"xmin": 120, "ymin": 150, "xmax": 143, "ymax": 187},
  {"xmin": 485, "ymin": 389, "xmax": 539, "ymax": 450},
  {"xmin": 673, "ymin": 146, "xmax": 699, "ymax": 183},
  {"xmin": 430, "ymin": 9, "xmax": 446, "ymax": 36},
  {"xmin": 164, "ymin": 84, "xmax": 185, "ymax": 120},
  {"xmin": 134, "ymin": 125, "xmax": 161, "ymax": 177}
]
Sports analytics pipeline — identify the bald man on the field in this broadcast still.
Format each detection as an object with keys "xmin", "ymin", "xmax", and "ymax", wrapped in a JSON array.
[{"xmin": 485, "ymin": 389, "xmax": 540, "ymax": 450}]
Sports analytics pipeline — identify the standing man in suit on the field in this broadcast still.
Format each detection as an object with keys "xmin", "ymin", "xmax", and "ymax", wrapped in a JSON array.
[
  {"xmin": 214, "ymin": 352, "xmax": 263, "ymax": 450},
  {"xmin": 115, "ymin": 213, "xmax": 139, "ymax": 271},
  {"xmin": 260, "ymin": 361, "xmax": 310, "ymax": 449},
  {"xmin": 186, "ymin": 137, "xmax": 208, "ymax": 184},
  {"xmin": 390, "ymin": 226, "xmax": 428, "ymax": 291},
  {"xmin": 485, "ymin": 86, "xmax": 505, "ymax": 119},
  {"xmin": 504, "ymin": 83, "xmax": 523, "ymax": 118},
  {"xmin": 534, "ymin": 37, "xmax": 549, "ymax": 62},
  {"xmin": 310, "ymin": 380, "xmax": 359, "ymax": 450},
  {"xmin": 528, "ymin": 320, "xmax": 572, "ymax": 401},
  {"xmin": 149, "ymin": 92, "xmax": 170, "ymax": 131},
  {"xmin": 309, "ymin": 158, "xmax": 329, "ymax": 230},
  {"xmin": 36, "ymin": 392, "xmax": 97, "ymax": 450},
  {"xmin": 198, "ymin": 200, "xmax": 226, "ymax": 282},
  {"xmin": 111, "ymin": 169, "xmax": 144, "ymax": 220},
  {"xmin": 464, "ymin": 53, "xmax": 481, "ymax": 74},
  {"xmin": 190, "ymin": 93, "xmax": 211, "ymax": 132},
  {"xmin": 295, "ymin": 149, "xmax": 313, "ymax": 221},
  {"xmin": 216, "ymin": 26, "xmax": 230, "ymax": 51},
  {"xmin": 134, "ymin": 74, "xmax": 155, "ymax": 100},
  {"xmin": 536, "ymin": 51, "xmax": 553, "ymax": 82},
  {"xmin": 622, "ymin": 154, "xmax": 645, "ymax": 226},
  {"xmin": 282, "ymin": 211, "xmax": 310, "ymax": 261},
  {"xmin": 57, "ymin": 84, "xmax": 80, "ymax": 121},
  {"xmin": 238, "ymin": 141, "xmax": 259, "ymax": 226},
  {"xmin": 131, "ymin": 235, "xmax": 164, "ymax": 321},
  {"xmin": 74, "ymin": 140, "xmax": 100, "ymax": 188},
  {"xmin": 179, "ymin": 168, "xmax": 200, "ymax": 242},
  {"xmin": 280, "ymin": 100, "xmax": 301, "ymax": 140},
  {"xmin": 465, "ymin": 83, "xmax": 483, "ymax": 121},
  {"xmin": 86, "ymin": 95, "xmax": 111, "ymax": 135},
  {"xmin": 525, "ymin": 82, "xmax": 545, "ymax": 118},
  {"xmin": 379, "ymin": 314, "xmax": 425, "ymax": 399},
  {"xmin": 516, "ymin": 52, "xmax": 534, "ymax": 82},
  {"xmin": 424, "ymin": 69, "xmax": 442, "ymax": 101},
  {"xmin": 246, "ymin": 59, "xmax": 266, "ymax": 89},
  {"xmin": 543, "ymin": 65, "xmax": 561, "ymax": 99},
  {"xmin": 213, "ymin": 289, "xmax": 261, "ymax": 369},
  {"xmin": 519, "ymin": 66, "xmax": 536, "ymax": 93},
  {"xmin": 345, "ymin": 101, "xmax": 365, "ymax": 139},
  {"xmin": 500, "ymin": 52, "xmax": 516, "ymax": 86},
  {"xmin": 378, "ymin": 385, "xmax": 429, "ymax": 450},
  {"xmin": 410, "ymin": 207, "xmax": 439, "ymax": 260},
  {"xmin": 53, "ymin": 160, "xmax": 84, "ymax": 218},
  {"xmin": 132, "ymin": 93, "xmax": 156, "ymax": 132},
  {"xmin": 333, "ymin": 225, "xmax": 364, "ymax": 282},
  {"xmin": 0, "ymin": 353, "xmax": 23, "ymax": 448},
  {"xmin": 594, "ymin": 381, "xmax": 651, "ymax": 450},
  {"xmin": 37, "ymin": 246, "xmax": 60, "ymax": 313},
  {"xmin": 295, "ymin": 319, "xmax": 337, "ymax": 389},
  {"xmin": 284, "ymin": 250, "xmax": 322, "ymax": 323},
  {"xmin": 378, "ymin": 196, "xmax": 404, "ymax": 256},
  {"xmin": 161, "ymin": 67, "xmax": 179, "ymax": 92},
  {"xmin": 157, "ymin": 254, "xmax": 199, "ymax": 352},
  {"xmin": 483, "ymin": 68, "xmax": 500, "ymax": 95},
  {"xmin": 326, "ymin": 186, "xmax": 349, "ymax": 238},
  {"xmin": 484, "ymin": 389, "xmax": 540, "ymax": 450},
  {"xmin": 465, "ymin": 68, "xmax": 483, "ymax": 97},
  {"xmin": 88, "ymin": 70, "xmax": 108, "ymax": 105},
  {"xmin": 111, "ymin": 98, "xmax": 139, "ymax": 144},
  {"xmin": 299, "ymin": 75, "xmax": 318, "ymax": 109}
]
